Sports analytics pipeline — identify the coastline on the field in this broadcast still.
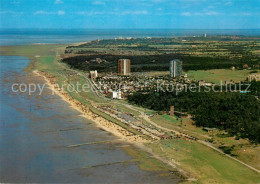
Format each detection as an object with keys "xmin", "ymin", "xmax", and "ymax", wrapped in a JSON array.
[
  {"xmin": 33, "ymin": 70, "xmax": 147, "ymax": 143},
  {"xmin": 0, "ymin": 44, "xmax": 186, "ymax": 181},
  {"xmin": 33, "ymin": 69, "xmax": 190, "ymax": 180},
  {"xmin": 0, "ymin": 55, "xmax": 183, "ymax": 183},
  {"xmin": 2, "ymin": 41, "xmax": 259, "ymax": 183}
]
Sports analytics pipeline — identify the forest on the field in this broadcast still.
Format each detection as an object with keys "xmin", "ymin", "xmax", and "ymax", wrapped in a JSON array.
[
  {"xmin": 61, "ymin": 53, "xmax": 257, "ymax": 72},
  {"xmin": 128, "ymin": 82, "xmax": 260, "ymax": 143}
]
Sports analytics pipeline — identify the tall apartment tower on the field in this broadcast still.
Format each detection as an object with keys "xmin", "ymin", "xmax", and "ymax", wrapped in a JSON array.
[
  {"xmin": 118, "ymin": 59, "xmax": 131, "ymax": 75},
  {"xmin": 170, "ymin": 59, "xmax": 182, "ymax": 78}
]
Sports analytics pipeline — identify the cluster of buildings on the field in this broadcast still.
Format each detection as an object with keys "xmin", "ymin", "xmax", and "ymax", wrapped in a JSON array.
[
  {"xmin": 90, "ymin": 57, "xmax": 259, "ymax": 100},
  {"xmin": 90, "ymin": 58, "xmax": 188, "ymax": 99},
  {"xmin": 115, "ymin": 36, "xmax": 135, "ymax": 40},
  {"xmin": 91, "ymin": 58, "xmax": 182, "ymax": 78},
  {"xmin": 91, "ymin": 58, "xmax": 183, "ymax": 78}
]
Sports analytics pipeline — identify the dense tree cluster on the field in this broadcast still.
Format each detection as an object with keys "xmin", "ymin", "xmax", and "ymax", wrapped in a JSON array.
[
  {"xmin": 128, "ymin": 83, "xmax": 260, "ymax": 143},
  {"xmin": 61, "ymin": 53, "xmax": 256, "ymax": 72}
]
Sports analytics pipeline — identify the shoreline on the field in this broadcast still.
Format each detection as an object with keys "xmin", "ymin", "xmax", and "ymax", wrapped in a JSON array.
[
  {"xmin": 0, "ymin": 44, "xmax": 188, "ymax": 180},
  {"xmin": 1, "ymin": 42, "xmax": 259, "ymax": 183},
  {"xmin": 33, "ymin": 69, "xmax": 190, "ymax": 180},
  {"xmin": 33, "ymin": 70, "xmax": 147, "ymax": 143}
]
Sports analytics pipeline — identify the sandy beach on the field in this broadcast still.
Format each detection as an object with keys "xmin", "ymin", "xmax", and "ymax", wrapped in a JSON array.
[
  {"xmin": 33, "ymin": 69, "xmax": 193, "ymax": 179},
  {"xmin": 33, "ymin": 70, "xmax": 147, "ymax": 144}
]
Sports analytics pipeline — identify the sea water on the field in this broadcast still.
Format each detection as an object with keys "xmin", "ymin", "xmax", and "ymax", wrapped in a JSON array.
[{"xmin": 0, "ymin": 28, "xmax": 259, "ymax": 45}]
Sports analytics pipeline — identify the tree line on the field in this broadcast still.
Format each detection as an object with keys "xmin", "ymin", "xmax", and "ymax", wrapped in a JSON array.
[
  {"xmin": 128, "ymin": 82, "xmax": 260, "ymax": 143},
  {"xmin": 62, "ymin": 53, "xmax": 258, "ymax": 72}
]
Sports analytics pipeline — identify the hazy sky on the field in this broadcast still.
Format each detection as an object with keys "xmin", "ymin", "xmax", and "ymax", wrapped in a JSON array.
[{"xmin": 0, "ymin": 0, "xmax": 259, "ymax": 29}]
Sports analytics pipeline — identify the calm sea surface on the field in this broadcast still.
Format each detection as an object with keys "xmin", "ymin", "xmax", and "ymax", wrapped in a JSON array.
[{"xmin": 0, "ymin": 29, "xmax": 259, "ymax": 45}]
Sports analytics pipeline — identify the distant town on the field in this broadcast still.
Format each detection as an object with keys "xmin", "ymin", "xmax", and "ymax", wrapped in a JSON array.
[{"xmin": 88, "ymin": 57, "xmax": 259, "ymax": 100}]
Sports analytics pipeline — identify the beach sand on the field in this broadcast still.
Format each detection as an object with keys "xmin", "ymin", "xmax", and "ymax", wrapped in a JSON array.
[
  {"xmin": 33, "ymin": 70, "xmax": 147, "ymax": 144},
  {"xmin": 33, "ymin": 70, "xmax": 192, "ymax": 180}
]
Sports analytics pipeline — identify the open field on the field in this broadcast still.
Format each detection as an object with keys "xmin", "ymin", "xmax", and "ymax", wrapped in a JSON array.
[
  {"xmin": 1, "ymin": 44, "xmax": 260, "ymax": 183},
  {"xmin": 148, "ymin": 139, "xmax": 260, "ymax": 184},
  {"xmin": 186, "ymin": 69, "xmax": 257, "ymax": 84},
  {"xmin": 151, "ymin": 114, "xmax": 260, "ymax": 171},
  {"xmin": 137, "ymin": 69, "xmax": 258, "ymax": 84}
]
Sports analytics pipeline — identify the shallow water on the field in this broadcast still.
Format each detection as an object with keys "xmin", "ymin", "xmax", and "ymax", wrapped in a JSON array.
[{"xmin": 0, "ymin": 56, "xmax": 179, "ymax": 183}]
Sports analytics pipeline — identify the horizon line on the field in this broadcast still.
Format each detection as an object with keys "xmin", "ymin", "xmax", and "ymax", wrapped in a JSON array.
[{"xmin": 1, "ymin": 28, "xmax": 260, "ymax": 30}]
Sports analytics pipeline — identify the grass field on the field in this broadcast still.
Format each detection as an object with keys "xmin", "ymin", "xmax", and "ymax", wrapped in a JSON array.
[
  {"xmin": 151, "ymin": 115, "xmax": 207, "ymax": 140},
  {"xmin": 148, "ymin": 139, "xmax": 260, "ymax": 184},
  {"xmin": 151, "ymin": 113, "xmax": 260, "ymax": 173},
  {"xmin": 186, "ymin": 69, "xmax": 256, "ymax": 84},
  {"xmin": 139, "ymin": 69, "xmax": 257, "ymax": 84}
]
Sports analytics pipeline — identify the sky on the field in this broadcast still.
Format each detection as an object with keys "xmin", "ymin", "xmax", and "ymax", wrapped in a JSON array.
[{"xmin": 0, "ymin": 0, "xmax": 259, "ymax": 29}]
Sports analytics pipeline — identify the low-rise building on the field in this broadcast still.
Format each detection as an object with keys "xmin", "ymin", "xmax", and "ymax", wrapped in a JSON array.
[
  {"xmin": 111, "ymin": 91, "xmax": 122, "ymax": 99},
  {"xmin": 90, "ymin": 70, "xmax": 98, "ymax": 78},
  {"xmin": 199, "ymin": 80, "xmax": 213, "ymax": 86}
]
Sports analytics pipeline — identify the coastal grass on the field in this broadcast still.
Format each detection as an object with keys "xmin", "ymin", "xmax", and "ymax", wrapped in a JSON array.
[
  {"xmin": 151, "ymin": 115, "xmax": 208, "ymax": 140},
  {"xmin": 160, "ymin": 114, "xmax": 180, "ymax": 124},
  {"xmin": 151, "ymin": 115, "xmax": 182, "ymax": 130},
  {"xmin": 36, "ymin": 56, "xmax": 57, "ymax": 71},
  {"xmin": 152, "ymin": 114, "xmax": 260, "ymax": 172},
  {"xmin": 208, "ymin": 131, "xmax": 260, "ymax": 171},
  {"xmin": 76, "ymin": 76, "xmax": 107, "ymax": 104},
  {"xmin": 148, "ymin": 140, "xmax": 260, "ymax": 184},
  {"xmin": 115, "ymin": 104, "xmax": 141, "ymax": 116}
]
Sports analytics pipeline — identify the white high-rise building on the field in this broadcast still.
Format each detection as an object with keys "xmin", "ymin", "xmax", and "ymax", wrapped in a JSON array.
[{"xmin": 170, "ymin": 59, "xmax": 182, "ymax": 78}]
